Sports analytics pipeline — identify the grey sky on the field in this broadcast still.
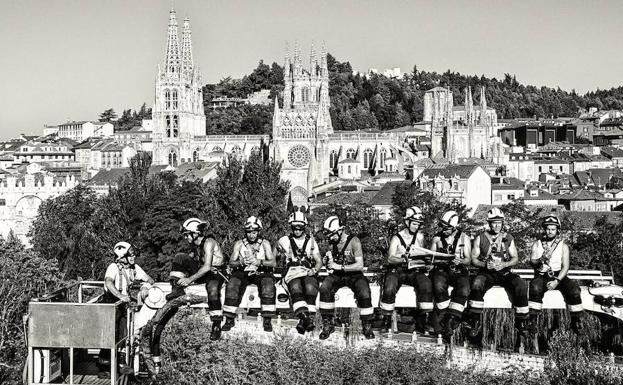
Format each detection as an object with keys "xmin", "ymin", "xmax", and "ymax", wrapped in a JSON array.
[{"xmin": 1, "ymin": 0, "xmax": 622, "ymax": 140}]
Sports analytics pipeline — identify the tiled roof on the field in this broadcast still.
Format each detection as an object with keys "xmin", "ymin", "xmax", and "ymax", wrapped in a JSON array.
[
  {"xmin": 369, "ymin": 180, "xmax": 411, "ymax": 206},
  {"xmin": 562, "ymin": 211, "xmax": 623, "ymax": 230},
  {"xmin": 558, "ymin": 189, "xmax": 603, "ymax": 201},
  {"xmin": 313, "ymin": 191, "xmax": 378, "ymax": 205},
  {"xmin": 491, "ymin": 177, "xmax": 524, "ymax": 191},
  {"xmin": 419, "ymin": 164, "xmax": 480, "ymax": 180},
  {"xmin": 601, "ymin": 146, "xmax": 623, "ymax": 158},
  {"xmin": 87, "ymin": 168, "xmax": 130, "ymax": 186}
]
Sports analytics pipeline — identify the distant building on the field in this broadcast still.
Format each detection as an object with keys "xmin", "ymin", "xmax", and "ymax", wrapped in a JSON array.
[
  {"xmin": 415, "ymin": 164, "xmax": 491, "ymax": 213},
  {"xmin": 498, "ymin": 120, "xmax": 576, "ymax": 149},
  {"xmin": 56, "ymin": 121, "xmax": 114, "ymax": 142},
  {"xmin": 0, "ymin": 163, "xmax": 80, "ymax": 243},
  {"xmin": 491, "ymin": 176, "xmax": 525, "ymax": 205}
]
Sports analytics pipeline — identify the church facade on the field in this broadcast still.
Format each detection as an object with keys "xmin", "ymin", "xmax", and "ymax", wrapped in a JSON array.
[{"xmin": 151, "ymin": 8, "xmax": 503, "ymax": 207}]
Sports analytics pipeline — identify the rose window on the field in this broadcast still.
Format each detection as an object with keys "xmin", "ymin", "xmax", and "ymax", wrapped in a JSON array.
[{"xmin": 287, "ymin": 145, "xmax": 311, "ymax": 168}]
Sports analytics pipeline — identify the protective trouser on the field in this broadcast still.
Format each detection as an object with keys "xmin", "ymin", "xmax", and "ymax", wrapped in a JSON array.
[
  {"xmin": 222, "ymin": 269, "xmax": 276, "ymax": 318},
  {"xmin": 468, "ymin": 270, "xmax": 529, "ymax": 319},
  {"xmin": 140, "ymin": 293, "xmax": 206, "ymax": 372},
  {"xmin": 169, "ymin": 253, "xmax": 225, "ymax": 321},
  {"xmin": 319, "ymin": 272, "xmax": 374, "ymax": 321},
  {"xmin": 529, "ymin": 273, "xmax": 584, "ymax": 316},
  {"xmin": 379, "ymin": 267, "xmax": 434, "ymax": 315},
  {"xmin": 430, "ymin": 266, "xmax": 470, "ymax": 318},
  {"xmin": 287, "ymin": 275, "xmax": 319, "ymax": 316}
]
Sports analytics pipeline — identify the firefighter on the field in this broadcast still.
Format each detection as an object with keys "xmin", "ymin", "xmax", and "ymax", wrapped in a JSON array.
[
  {"xmin": 142, "ymin": 218, "xmax": 226, "ymax": 374},
  {"xmin": 221, "ymin": 216, "xmax": 277, "ymax": 332},
  {"xmin": 174, "ymin": 217, "xmax": 227, "ymax": 341},
  {"xmin": 529, "ymin": 214, "xmax": 584, "ymax": 334},
  {"xmin": 467, "ymin": 208, "xmax": 529, "ymax": 338},
  {"xmin": 99, "ymin": 242, "xmax": 154, "ymax": 379},
  {"xmin": 318, "ymin": 216, "xmax": 375, "ymax": 340},
  {"xmin": 277, "ymin": 212, "xmax": 323, "ymax": 334},
  {"xmin": 430, "ymin": 210, "xmax": 472, "ymax": 340},
  {"xmin": 379, "ymin": 206, "xmax": 438, "ymax": 334}
]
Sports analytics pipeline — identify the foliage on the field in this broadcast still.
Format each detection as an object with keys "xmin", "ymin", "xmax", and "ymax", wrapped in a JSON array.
[
  {"xmin": 391, "ymin": 182, "xmax": 476, "ymax": 245},
  {"xmin": 98, "ymin": 108, "xmax": 117, "ymax": 123},
  {"xmin": 29, "ymin": 184, "xmax": 110, "ymax": 280},
  {"xmin": 546, "ymin": 330, "xmax": 623, "ymax": 385},
  {"xmin": 206, "ymin": 104, "xmax": 273, "ymax": 135},
  {"xmin": 114, "ymin": 103, "xmax": 152, "ymax": 132},
  {"xmin": 155, "ymin": 312, "xmax": 545, "ymax": 385},
  {"xmin": 568, "ymin": 216, "xmax": 623, "ymax": 281},
  {"xmin": 308, "ymin": 200, "xmax": 389, "ymax": 269},
  {"xmin": 202, "ymin": 53, "xmax": 623, "ymax": 136},
  {"xmin": 0, "ymin": 235, "xmax": 62, "ymax": 385}
]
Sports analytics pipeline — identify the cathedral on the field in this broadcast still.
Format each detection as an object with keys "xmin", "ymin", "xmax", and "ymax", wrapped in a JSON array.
[
  {"xmin": 426, "ymin": 86, "xmax": 504, "ymax": 163},
  {"xmin": 151, "ymin": 8, "xmax": 412, "ymax": 207},
  {"xmin": 151, "ymin": 8, "xmax": 503, "ymax": 207}
]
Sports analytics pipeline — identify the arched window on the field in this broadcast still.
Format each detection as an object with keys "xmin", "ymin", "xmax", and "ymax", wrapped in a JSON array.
[
  {"xmin": 346, "ymin": 148, "xmax": 356, "ymax": 159},
  {"xmin": 172, "ymin": 90, "xmax": 178, "ymax": 110},
  {"xmin": 168, "ymin": 150, "xmax": 178, "ymax": 167},
  {"xmin": 193, "ymin": 149, "xmax": 200, "ymax": 162},
  {"xmin": 363, "ymin": 148, "xmax": 373, "ymax": 169},
  {"xmin": 302, "ymin": 87, "xmax": 310, "ymax": 103},
  {"xmin": 166, "ymin": 116, "xmax": 171, "ymax": 138},
  {"xmin": 172, "ymin": 115, "xmax": 178, "ymax": 138},
  {"xmin": 329, "ymin": 150, "xmax": 338, "ymax": 169},
  {"xmin": 165, "ymin": 89, "xmax": 171, "ymax": 110},
  {"xmin": 379, "ymin": 148, "xmax": 387, "ymax": 169}
]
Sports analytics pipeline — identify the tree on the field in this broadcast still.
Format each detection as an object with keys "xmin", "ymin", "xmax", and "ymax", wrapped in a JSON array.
[
  {"xmin": 29, "ymin": 184, "xmax": 109, "ymax": 280},
  {"xmin": 0, "ymin": 235, "xmax": 61, "ymax": 384},
  {"xmin": 98, "ymin": 108, "xmax": 117, "ymax": 123}
]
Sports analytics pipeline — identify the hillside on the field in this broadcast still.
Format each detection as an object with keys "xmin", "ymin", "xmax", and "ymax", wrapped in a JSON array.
[{"xmin": 201, "ymin": 54, "xmax": 623, "ymax": 135}]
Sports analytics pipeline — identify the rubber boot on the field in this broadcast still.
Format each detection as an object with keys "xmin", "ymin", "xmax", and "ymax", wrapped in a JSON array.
[
  {"xmin": 306, "ymin": 313, "xmax": 316, "ymax": 332},
  {"xmin": 414, "ymin": 312, "xmax": 428, "ymax": 335},
  {"xmin": 362, "ymin": 321, "xmax": 375, "ymax": 339},
  {"xmin": 515, "ymin": 318, "xmax": 529, "ymax": 339},
  {"xmin": 221, "ymin": 317, "xmax": 235, "ymax": 332},
  {"xmin": 319, "ymin": 317, "xmax": 335, "ymax": 340},
  {"xmin": 380, "ymin": 315, "xmax": 392, "ymax": 333},
  {"xmin": 468, "ymin": 313, "xmax": 482, "ymax": 338},
  {"xmin": 296, "ymin": 312, "xmax": 310, "ymax": 334},
  {"xmin": 570, "ymin": 313, "xmax": 584, "ymax": 335},
  {"xmin": 528, "ymin": 313, "xmax": 539, "ymax": 335},
  {"xmin": 263, "ymin": 317, "xmax": 273, "ymax": 332},
  {"xmin": 443, "ymin": 313, "xmax": 458, "ymax": 341},
  {"xmin": 210, "ymin": 319, "xmax": 222, "ymax": 340}
]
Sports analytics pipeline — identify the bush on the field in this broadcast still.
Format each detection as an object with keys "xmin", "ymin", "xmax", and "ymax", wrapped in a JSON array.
[{"xmin": 155, "ymin": 311, "xmax": 546, "ymax": 385}]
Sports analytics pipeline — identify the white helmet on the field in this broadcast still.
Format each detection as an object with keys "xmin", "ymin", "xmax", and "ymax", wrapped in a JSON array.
[
  {"xmin": 113, "ymin": 241, "xmax": 133, "ymax": 261},
  {"xmin": 323, "ymin": 216, "xmax": 343, "ymax": 233},
  {"xmin": 487, "ymin": 208, "xmax": 505, "ymax": 222},
  {"xmin": 440, "ymin": 210, "xmax": 459, "ymax": 228},
  {"xmin": 181, "ymin": 217, "xmax": 206, "ymax": 234},
  {"xmin": 288, "ymin": 212, "xmax": 308, "ymax": 226},
  {"xmin": 404, "ymin": 206, "xmax": 424, "ymax": 222},
  {"xmin": 542, "ymin": 214, "xmax": 561, "ymax": 228},
  {"xmin": 245, "ymin": 216, "xmax": 263, "ymax": 231}
]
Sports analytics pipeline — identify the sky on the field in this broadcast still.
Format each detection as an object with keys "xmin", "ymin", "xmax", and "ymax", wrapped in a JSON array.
[{"xmin": 1, "ymin": 0, "xmax": 622, "ymax": 139}]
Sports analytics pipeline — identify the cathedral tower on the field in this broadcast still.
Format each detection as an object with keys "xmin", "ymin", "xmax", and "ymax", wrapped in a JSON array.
[
  {"xmin": 272, "ymin": 42, "xmax": 332, "ymax": 207},
  {"xmin": 152, "ymin": 7, "xmax": 206, "ymax": 166}
]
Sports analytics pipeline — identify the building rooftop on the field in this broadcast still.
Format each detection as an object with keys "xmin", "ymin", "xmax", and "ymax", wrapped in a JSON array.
[{"xmin": 419, "ymin": 164, "xmax": 480, "ymax": 180}]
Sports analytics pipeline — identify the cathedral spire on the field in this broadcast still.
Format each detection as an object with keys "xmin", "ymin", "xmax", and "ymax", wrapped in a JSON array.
[
  {"xmin": 180, "ymin": 17, "xmax": 194, "ymax": 78},
  {"xmin": 320, "ymin": 42, "xmax": 328, "ymax": 79},
  {"xmin": 284, "ymin": 41, "xmax": 290, "ymax": 78},
  {"xmin": 272, "ymin": 96, "xmax": 281, "ymax": 138},
  {"xmin": 310, "ymin": 41, "xmax": 317, "ymax": 76},
  {"xmin": 479, "ymin": 86, "xmax": 487, "ymax": 125},
  {"xmin": 164, "ymin": 7, "xmax": 181, "ymax": 75},
  {"xmin": 293, "ymin": 40, "xmax": 302, "ymax": 76}
]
